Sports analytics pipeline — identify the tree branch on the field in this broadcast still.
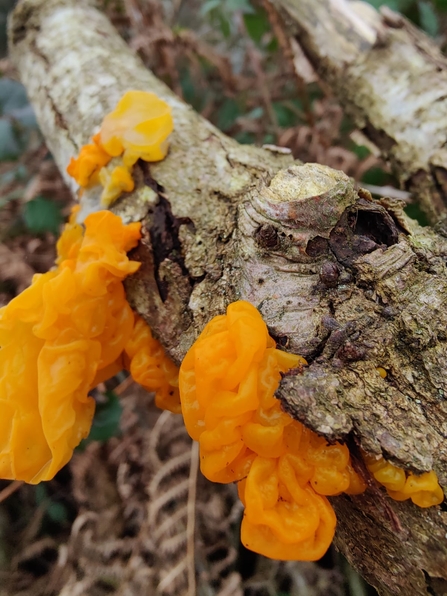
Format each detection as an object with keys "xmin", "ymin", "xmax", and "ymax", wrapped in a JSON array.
[
  {"xmin": 8, "ymin": 1, "xmax": 447, "ymax": 594},
  {"xmin": 273, "ymin": 0, "xmax": 447, "ymax": 224}
]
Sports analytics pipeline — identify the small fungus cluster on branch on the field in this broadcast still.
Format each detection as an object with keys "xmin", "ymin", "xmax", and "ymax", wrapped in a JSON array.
[
  {"xmin": 178, "ymin": 301, "xmax": 366, "ymax": 560},
  {"xmin": 363, "ymin": 453, "xmax": 444, "ymax": 508},
  {"xmin": 176, "ymin": 303, "xmax": 444, "ymax": 559},
  {"xmin": 67, "ymin": 90, "xmax": 173, "ymax": 206},
  {"xmin": 0, "ymin": 210, "xmax": 178, "ymax": 484}
]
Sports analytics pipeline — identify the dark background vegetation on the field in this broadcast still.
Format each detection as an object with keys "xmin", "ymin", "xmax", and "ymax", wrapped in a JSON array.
[{"xmin": 0, "ymin": 0, "xmax": 446, "ymax": 594}]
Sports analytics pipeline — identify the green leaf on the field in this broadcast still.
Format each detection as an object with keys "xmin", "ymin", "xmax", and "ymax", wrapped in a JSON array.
[
  {"xmin": 179, "ymin": 67, "xmax": 196, "ymax": 107},
  {"xmin": 23, "ymin": 197, "xmax": 63, "ymax": 235},
  {"xmin": 418, "ymin": 0, "xmax": 439, "ymax": 35},
  {"xmin": 234, "ymin": 131, "xmax": 255, "ymax": 144},
  {"xmin": 263, "ymin": 133, "xmax": 275, "ymax": 144},
  {"xmin": 47, "ymin": 501, "xmax": 68, "ymax": 523},
  {"xmin": 362, "ymin": 0, "xmax": 385, "ymax": 9},
  {"xmin": 217, "ymin": 98, "xmax": 241, "ymax": 131},
  {"xmin": 200, "ymin": 0, "xmax": 221, "ymax": 15},
  {"xmin": 266, "ymin": 37, "xmax": 278, "ymax": 53},
  {"xmin": 243, "ymin": 12, "xmax": 270, "ymax": 43},
  {"xmin": 85, "ymin": 391, "xmax": 122, "ymax": 443},
  {"xmin": 397, "ymin": 0, "xmax": 420, "ymax": 12},
  {"xmin": 0, "ymin": 118, "xmax": 21, "ymax": 160},
  {"xmin": 227, "ymin": 0, "xmax": 254, "ymax": 12},
  {"xmin": 273, "ymin": 102, "xmax": 299, "ymax": 127},
  {"xmin": 245, "ymin": 106, "xmax": 264, "ymax": 120},
  {"xmin": 217, "ymin": 13, "xmax": 231, "ymax": 38},
  {"xmin": 35, "ymin": 483, "xmax": 48, "ymax": 506},
  {"xmin": 34, "ymin": 483, "xmax": 68, "ymax": 524},
  {"xmin": 363, "ymin": 0, "xmax": 413, "ymax": 11},
  {"xmin": 361, "ymin": 167, "xmax": 389, "ymax": 186},
  {"xmin": 0, "ymin": 78, "xmax": 29, "ymax": 116},
  {"xmin": 350, "ymin": 143, "xmax": 371, "ymax": 160},
  {"xmin": 434, "ymin": 0, "xmax": 447, "ymax": 11},
  {"xmin": 9, "ymin": 105, "xmax": 38, "ymax": 130},
  {"xmin": 405, "ymin": 203, "xmax": 430, "ymax": 226}
]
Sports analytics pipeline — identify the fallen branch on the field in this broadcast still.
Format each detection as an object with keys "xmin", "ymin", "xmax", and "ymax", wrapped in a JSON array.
[
  {"xmin": 8, "ymin": 1, "xmax": 447, "ymax": 594},
  {"xmin": 273, "ymin": 0, "xmax": 447, "ymax": 224}
]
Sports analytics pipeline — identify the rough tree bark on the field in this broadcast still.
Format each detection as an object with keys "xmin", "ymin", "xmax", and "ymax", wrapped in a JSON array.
[
  {"xmin": 273, "ymin": 0, "xmax": 447, "ymax": 224},
  {"xmin": 8, "ymin": 1, "xmax": 447, "ymax": 595}
]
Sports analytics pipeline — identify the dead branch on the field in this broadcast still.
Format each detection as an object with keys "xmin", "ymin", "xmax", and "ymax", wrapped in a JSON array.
[
  {"xmin": 8, "ymin": 1, "xmax": 447, "ymax": 594},
  {"xmin": 272, "ymin": 0, "xmax": 447, "ymax": 224}
]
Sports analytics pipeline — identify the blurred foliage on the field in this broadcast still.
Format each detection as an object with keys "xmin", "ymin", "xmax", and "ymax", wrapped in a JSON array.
[
  {"xmin": 35, "ymin": 484, "xmax": 69, "ymax": 526},
  {"xmin": 23, "ymin": 197, "xmax": 63, "ymax": 235},
  {"xmin": 0, "ymin": 78, "xmax": 38, "ymax": 160},
  {"xmin": 80, "ymin": 390, "xmax": 123, "ymax": 447},
  {"xmin": 364, "ymin": 0, "xmax": 447, "ymax": 36},
  {"xmin": 0, "ymin": 0, "xmax": 15, "ymax": 58}
]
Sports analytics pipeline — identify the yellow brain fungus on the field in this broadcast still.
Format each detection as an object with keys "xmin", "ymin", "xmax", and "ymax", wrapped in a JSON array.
[
  {"xmin": 0, "ymin": 203, "xmax": 443, "ymax": 559},
  {"xmin": 0, "ymin": 210, "xmax": 178, "ymax": 483},
  {"xmin": 0, "ymin": 210, "xmax": 138, "ymax": 483},
  {"xmin": 124, "ymin": 316, "xmax": 181, "ymax": 414},
  {"xmin": 178, "ymin": 300, "xmax": 366, "ymax": 560},
  {"xmin": 178, "ymin": 301, "xmax": 445, "ymax": 559},
  {"xmin": 66, "ymin": 133, "xmax": 111, "ymax": 188},
  {"xmin": 100, "ymin": 91, "xmax": 173, "ymax": 165},
  {"xmin": 67, "ymin": 90, "xmax": 173, "ymax": 207},
  {"xmin": 363, "ymin": 454, "xmax": 444, "ymax": 508},
  {"xmin": 99, "ymin": 165, "xmax": 135, "ymax": 208}
]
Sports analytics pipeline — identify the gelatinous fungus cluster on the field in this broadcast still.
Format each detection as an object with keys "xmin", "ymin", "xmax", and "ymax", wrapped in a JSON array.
[
  {"xmin": 178, "ymin": 301, "xmax": 366, "ymax": 560},
  {"xmin": 364, "ymin": 453, "xmax": 444, "ymax": 508},
  {"xmin": 0, "ymin": 210, "xmax": 178, "ymax": 484},
  {"xmin": 67, "ymin": 90, "xmax": 173, "ymax": 206},
  {"xmin": 0, "ymin": 210, "xmax": 444, "ymax": 559},
  {"xmin": 177, "ymin": 303, "xmax": 444, "ymax": 558}
]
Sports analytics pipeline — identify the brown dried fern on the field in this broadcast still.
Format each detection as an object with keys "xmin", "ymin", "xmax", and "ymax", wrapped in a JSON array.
[
  {"xmin": 1, "ymin": 383, "xmax": 348, "ymax": 596},
  {"xmin": 146, "ymin": 410, "xmax": 193, "ymax": 595}
]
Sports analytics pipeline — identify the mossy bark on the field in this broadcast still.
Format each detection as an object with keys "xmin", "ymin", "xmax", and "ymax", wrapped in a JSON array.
[{"xmin": 8, "ymin": 1, "xmax": 447, "ymax": 594}]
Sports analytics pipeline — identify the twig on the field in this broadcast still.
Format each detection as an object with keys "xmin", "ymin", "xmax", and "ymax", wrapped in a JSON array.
[
  {"xmin": 0, "ymin": 480, "xmax": 23, "ymax": 503},
  {"xmin": 176, "ymin": 30, "xmax": 237, "ymax": 94},
  {"xmin": 148, "ymin": 409, "xmax": 172, "ymax": 469},
  {"xmin": 247, "ymin": 43, "xmax": 279, "ymax": 132},
  {"xmin": 113, "ymin": 375, "xmax": 135, "ymax": 396},
  {"xmin": 262, "ymin": 0, "xmax": 314, "ymax": 125},
  {"xmin": 186, "ymin": 441, "xmax": 199, "ymax": 596},
  {"xmin": 359, "ymin": 183, "xmax": 412, "ymax": 202}
]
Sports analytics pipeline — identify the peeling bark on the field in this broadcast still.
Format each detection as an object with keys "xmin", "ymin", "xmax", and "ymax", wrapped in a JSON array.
[
  {"xmin": 8, "ymin": 1, "xmax": 447, "ymax": 594},
  {"xmin": 273, "ymin": 0, "xmax": 447, "ymax": 224}
]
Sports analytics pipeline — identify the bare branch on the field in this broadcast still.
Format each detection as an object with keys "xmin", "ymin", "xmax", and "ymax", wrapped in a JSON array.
[{"xmin": 273, "ymin": 0, "xmax": 447, "ymax": 224}]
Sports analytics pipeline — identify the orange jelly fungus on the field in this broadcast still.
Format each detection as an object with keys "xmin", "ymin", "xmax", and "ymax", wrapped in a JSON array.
[
  {"xmin": 66, "ymin": 133, "xmax": 111, "ymax": 188},
  {"xmin": 99, "ymin": 165, "xmax": 135, "ymax": 208},
  {"xmin": 178, "ymin": 301, "xmax": 366, "ymax": 560},
  {"xmin": 0, "ymin": 210, "xmax": 178, "ymax": 484},
  {"xmin": 124, "ymin": 316, "xmax": 180, "ymax": 414},
  {"xmin": 100, "ymin": 90, "xmax": 173, "ymax": 165},
  {"xmin": 66, "ymin": 91, "xmax": 173, "ymax": 207},
  {"xmin": 363, "ymin": 454, "xmax": 444, "ymax": 508}
]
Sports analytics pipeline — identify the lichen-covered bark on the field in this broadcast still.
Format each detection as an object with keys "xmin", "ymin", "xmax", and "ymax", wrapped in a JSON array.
[
  {"xmin": 273, "ymin": 0, "xmax": 447, "ymax": 225},
  {"xmin": 8, "ymin": 1, "xmax": 447, "ymax": 595}
]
